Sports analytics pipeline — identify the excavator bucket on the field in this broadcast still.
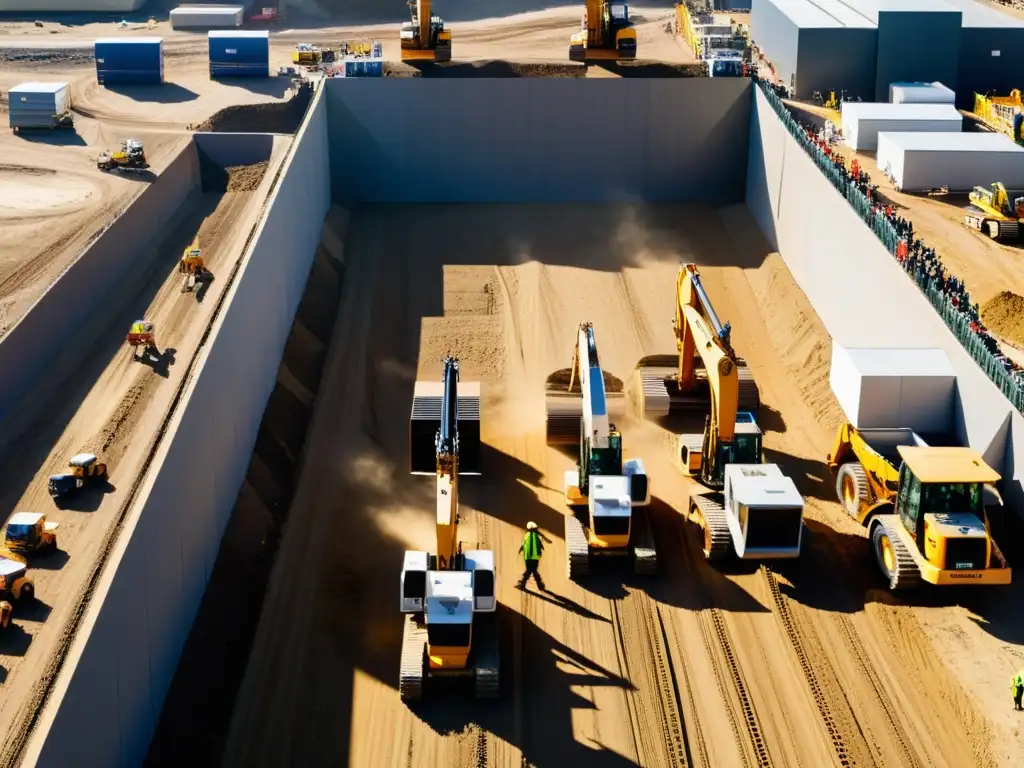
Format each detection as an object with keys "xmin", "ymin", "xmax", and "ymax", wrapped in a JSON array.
[
  {"xmin": 545, "ymin": 368, "xmax": 626, "ymax": 445},
  {"xmin": 409, "ymin": 379, "xmax": 481, "ymax": 475}
]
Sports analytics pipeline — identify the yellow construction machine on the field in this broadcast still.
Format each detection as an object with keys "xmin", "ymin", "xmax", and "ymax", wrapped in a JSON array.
[
  {"xmin": 828, "ymin": 423, "xmax": 1011, "ymax": 590},
  {"xmin": 569, "ymin": 0, "xmax": 637, "ymax": 62},
  {"xmin": 179, "ymin": 238, "xmax": 212, "ymax": 292},
  {"xmin": 0, "ymin": 554, "xmax": 34, "ymax": 603},
  {"xmin": 400, "ymin": 0, "xmax": 451, "ymax": 62},
  {"xmin": 973, "ymin": 90, "xmax": 1024, "ymax": 146},
  {"xmin": 97, "ymin": 139, "xmax": 149, "ymax": 174},
  {"xmin": 291, "ymin": 43, "xmax": 336, "ymax": 69},
  {"xmin": 400, "ymin": 356, "xmax": 497, "ymax": 702},
  {"xmin": 4, "ymin": 512, "xmax": 58, "ymax": 556},
  {"xmin": 633, "ymin": 264, "xmax": 761, "ymax": 484},
  {"xmin": 546, "ymin": 322, "xmax": 655, "ymax": 579},
  {"xmin": 964, "ymin": 182, "xmax": 1024, "ymax": 241},
  {"xmin": 48, "ymin": 453, "xmax": 107, "ymax": 500}
]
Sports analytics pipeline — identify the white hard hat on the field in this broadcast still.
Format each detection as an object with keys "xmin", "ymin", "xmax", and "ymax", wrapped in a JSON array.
[{"xmin": 526, "ymin": 521, "xmax": 538, "ymax": 531}]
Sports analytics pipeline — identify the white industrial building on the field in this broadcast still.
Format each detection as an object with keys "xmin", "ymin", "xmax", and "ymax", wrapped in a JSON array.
[
  {"xmin": 876, "ymin": 131, "xmax": 1024, "ymax": 192},
  {"xmin": 841, "ymin": 102, "xmax": 962, "ymax": 151}
]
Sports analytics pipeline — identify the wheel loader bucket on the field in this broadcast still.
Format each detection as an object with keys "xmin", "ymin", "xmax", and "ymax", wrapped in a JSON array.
[{"xmin": 409, "ymin": 380, "xmax": 481, "ymax": 475}]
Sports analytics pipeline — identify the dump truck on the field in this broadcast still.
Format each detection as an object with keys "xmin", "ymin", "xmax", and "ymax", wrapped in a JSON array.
[
  {"xmin": 964, "ymin": 182, "xmax": 1024, "ymax": 241},
  {"xmin": 49, "ymin": 453, "xmax": 107, "ymax": 500},
  {"xmin": 4, "ymin": 512, "xmax": 58, "ymax": 556}
]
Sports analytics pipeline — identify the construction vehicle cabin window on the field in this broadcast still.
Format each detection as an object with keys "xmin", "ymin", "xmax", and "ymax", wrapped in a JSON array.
[
  {"xmin": 427, "ymin": 623, "xmax": 470, "ymax": 648},
  {"xmin": 921, "ymin": 483, "xmax": 983, "ymax": 515},
  {"xmin": 900, "ymin": 470, "xmax": 923, "ymax": 533},
  {"xmin": 593, "ymin": 516, "xmax": 630, "ymax": 537}
]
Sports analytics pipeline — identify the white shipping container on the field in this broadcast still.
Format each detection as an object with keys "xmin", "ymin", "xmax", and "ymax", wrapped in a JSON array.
[
  {"xmin": 840, "ymin": 102, "xmax": 961, "ymax": 151},
  {"xmin": 829, "ymin": 345, "xmax": 956, "ymax": 433},
  {"xmin": 876, "ymin": 132, "xmax": 1024, "ymax": 192},
  {"xmin": 889, "ymin": 81, "xmax": 956, "ymax": 105},
  {"xmin": 8, "ymin": 81, "xmax": 70, "ymax": 115},
  {"xmin": 170, "ymin": 5, "xmax": 243, "ymax": 28}
]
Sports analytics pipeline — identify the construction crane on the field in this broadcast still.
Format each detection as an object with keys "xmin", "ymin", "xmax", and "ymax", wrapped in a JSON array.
[
  {"xmin": 828, "ymin": 423, "xmax": 1012, "ymax": 590},
  {"xmin": 633, "ymin": 264, "xmax": 761, "ymax": 485},
  {"xmin": 97, "ymin": 139, "xmax": 149, "ymax": 173},
  {"xmin": 569, "ymin": 0, "xmax": 637, "ymax": 62},
  {"xmin": 400, "ymin": 0, "xmax": 451, "ymax": 62},
  {"xmin": 546, "ymin": 322, "xmax": 655, "ymax": 579},
  {"xmin": 399, "ymin": 357, "xmax": 497, "ymax": 702},
  {"xmin": 964, "ymin": 182, "xmax": 1024, "ymax": 241}
]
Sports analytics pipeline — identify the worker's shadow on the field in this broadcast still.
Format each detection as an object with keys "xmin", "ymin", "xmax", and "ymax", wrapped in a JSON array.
[
  {"xmin": 138, "ymin": 347, "xmax": 177, "ymax": 378},
  {"xmin": 53, "ymin": 480, "xmax": 115, "ymax": 513},
  {"xmin": 520, "ymin": 584, "xmax": 611, "ymax": 623}
]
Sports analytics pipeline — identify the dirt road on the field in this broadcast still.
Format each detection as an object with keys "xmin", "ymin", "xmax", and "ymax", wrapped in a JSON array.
[
  {"xmin": 220, "ymin": 203, "xmax": 1006, "ymax": 768},
  {"xmin": 0, "ymin": 140, "xmax": 288, "ymax": 756}
]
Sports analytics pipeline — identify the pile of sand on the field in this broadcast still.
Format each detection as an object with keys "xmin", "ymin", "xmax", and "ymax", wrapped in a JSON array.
[
  {"xmin": 198, "ymin": 151, "xmax": 269, "ymax": 194},
  {"xmin": 195, "ymin": 84, "xmax": 313, "ymax": 135},
  {"xmin": 981, "ymin": 290, "xmax": 1024, "ymax": 348}
]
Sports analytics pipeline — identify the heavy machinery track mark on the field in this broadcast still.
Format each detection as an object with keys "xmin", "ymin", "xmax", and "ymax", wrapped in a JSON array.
[
  {"xmin": 832, "ymin": 613, "xmax": 924, "ymax": 768},
  {"xmin": 657, "ymin": 605, "xmax": 702, "ymax": 768},
  {"xmin": 705, "ymin": 606, "xmax": 772, "ymax": 768},
  {"xmin": 762, "ymin": 566, "xmax": 856, "ymax": 768}
]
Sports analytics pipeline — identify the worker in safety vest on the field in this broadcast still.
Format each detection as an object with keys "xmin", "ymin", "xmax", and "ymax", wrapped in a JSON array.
[
  {"xmin": 517, "ymin": 522, "xmax": 550, "ymax": 591},
  {"xmin": 1013, "ymin": 670, "xmax": 1024, "ymax": 711}
]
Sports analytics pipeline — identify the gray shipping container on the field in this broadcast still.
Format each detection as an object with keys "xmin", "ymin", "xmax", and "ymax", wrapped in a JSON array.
[
  {"xmin": 841, "ymin": 102, "xmax": 962, "ymax": 151},
  {"xmin": 750, "ymin": 0, "xmax": 876, "ymax": 100},
  {"xmin": 8, "ymin": 81, "xmax": 72, "ymax": 130},
  {"xmin": 877, "ymin": 131, "xmax": 1024, "ymax": 192},
  {"xmin": 170, "ymin": 5, "xmax": 244, "ymax": 29}
]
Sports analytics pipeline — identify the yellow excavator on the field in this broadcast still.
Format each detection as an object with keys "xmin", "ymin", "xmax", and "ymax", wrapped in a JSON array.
[
  {"xmin": 400, "ymin": 356, "xmax": 497, "ymax": 702},
  {"xmin": 569, "ymin": 0, "xmax": 637, "ymax": 62},
  {"xmin": 546, "ymin": 322, "xmax": 655, "ymax": 578},
  {"xmin": 828, "ymin": 423, "xmax": 1011, "ymax": 590},
  {"xmin": 633, "ymin": 264, "xmax": 761, "ymax": 486},
  {"xmin": 400, "ymin": 0, "xmax": 451, "ymax": 62},
  {"xmin": 964, "ymin": 182, "xmax": 1024, "ymax": 241}
]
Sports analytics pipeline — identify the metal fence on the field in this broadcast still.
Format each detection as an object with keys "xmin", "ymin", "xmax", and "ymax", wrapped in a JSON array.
[{"xmin": 754, "ymin": 77, "xmax": 1024, "ymax": 412}]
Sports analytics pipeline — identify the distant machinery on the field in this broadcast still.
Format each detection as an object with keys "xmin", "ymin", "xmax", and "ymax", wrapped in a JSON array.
[
  {"xmin": 964, "ymin": 182, "xmax": 1024, "ymax": 241},
  {"xmin": 569, "ymin": 0, "xmax": 637, "ymax": 62},
  {"xmin": 400, "ymin": 0, "xmax": 451, "ymax": 62},
  {"xmin": 973, "ymin": 91, "xmax": 1024, "ymax": 146}
]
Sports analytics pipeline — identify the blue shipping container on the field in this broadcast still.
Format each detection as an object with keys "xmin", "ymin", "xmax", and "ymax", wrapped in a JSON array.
[
  {"xmin": 94, "ymin": 37, "xmax": 164, "ymax": 85},
  {"xmin": 209, "ymin": 31, "xmax": 269, "ymax": 63}
]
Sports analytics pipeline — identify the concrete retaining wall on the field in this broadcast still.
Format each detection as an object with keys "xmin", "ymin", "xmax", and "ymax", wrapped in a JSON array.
[
  {"xmin": 326, "ymin": 78, "xmax": 753, "ymax": 204},
  {"xmin": 746, "ymin": 86, "xmax": 1020, "ymax": 505},
  {"xmin": 193, "ymin": 132, "xmax": 277, "ymax": 170},
  {"xmin": 0, "ymin": 144, "xmax": 199, "ymax": 423},
  {"xmin": 23, "ymin": 85, "xmax": 331, "ymax": 768}
]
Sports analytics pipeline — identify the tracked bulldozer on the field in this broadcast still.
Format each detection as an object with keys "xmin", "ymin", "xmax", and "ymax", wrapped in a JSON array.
[
  {"xmin": 179, "ymin": 239, "xmax": 212, "ymax": 292},
  {"xmin": 97, "ymin": 139, "xmax": 149, "ymax": 173},
  {"xmin": 828, "ymin": 423, "xmax": 1011, "ymax": 590},
  {"xmin": 400, "ymin": 357, "xmax": 497, "ymax": 703},
  {"xmin": 964, "ymin": 182, "xmax": 1024, "ymax": 241},
  {"xmin": 546, "ymin": 322, "xmax": 655, "ymax": 579}
]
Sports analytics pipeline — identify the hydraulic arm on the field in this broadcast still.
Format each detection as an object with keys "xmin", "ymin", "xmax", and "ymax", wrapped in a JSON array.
[
  {"xmin": 400, "ymin": 0, "xmax": 451, "ymax": 62},
  {"xmin": 568, "ymin": 0, "xmax": 637, "ymax": 62}
]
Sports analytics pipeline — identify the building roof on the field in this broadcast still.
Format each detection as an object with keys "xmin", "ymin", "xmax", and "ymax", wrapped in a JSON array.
[
  {"xmin": 877, "ymin": 131, "xmax": 1024, "ymax": 152},
  {"xmin": 897, "ymin": 446, "xmax": 1001, "ymax": 483},
  {"xmin": 170, "ymin": 5, "xmax": 244, "ymax": 13},
  {"xmin": 94, "ymin": 37, "xmax": 163, "ymax": 44},
  {"xmin": 208, "ymin": 30, "xmax": 269, "ymax": 38},
  {"xmin": 768, "ymin": 0, "xmax": 843, "ymax": 29},
  {"xmin": 842, "ymin": 102, "xmax": 962, "ymax": 121},
  {"xmin": 805, "ymin": 0, "xmax": 876, "ymax": 27},
  {"xmin": 9, "ymin": 81, "xmax": 68, "ymax": 94}
]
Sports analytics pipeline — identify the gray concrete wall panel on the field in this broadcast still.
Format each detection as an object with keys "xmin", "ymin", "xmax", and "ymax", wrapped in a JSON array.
[
  {"xmin": 193, "ymin": 132, "xmax": 276, "ymax": 168},
  {"xmin": 326, "ymin": 78, "xmax": 752, "ymax": 204},
  {"xmin": 957, "ymin": 28, "xmax": 1024, "ymax": 110},
  {"xmin": 874, "ymin": 10, "xmax": 962, "ymax": 102},
  {"xmin": 751, "ymin": 0, "xmax": 800, "ymax": 92},
  {"xmin": 796, "ymin": 29, "xmax": 877, "ymax": 100},
  {"xmin": 0, "ymin": 143, "xmax": 199, "ymax": 423},
  {"xmin": 24, "ymin": 86, "xmax": 331, "ymax": 768},
  {"xmin": 747, "ymin": 87, "xmax": 1020, "ymax": 501}
]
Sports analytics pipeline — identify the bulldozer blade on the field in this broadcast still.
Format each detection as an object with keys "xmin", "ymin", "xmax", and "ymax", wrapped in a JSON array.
[{"xmin": 409, "ymin": 380, "xmax": 481, "ymax": 475}]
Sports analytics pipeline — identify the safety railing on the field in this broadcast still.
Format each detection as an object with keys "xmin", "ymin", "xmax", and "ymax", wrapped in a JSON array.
[{"xmin": 754, "ymin": 76, "xmax": 1024, "ymax": 413}]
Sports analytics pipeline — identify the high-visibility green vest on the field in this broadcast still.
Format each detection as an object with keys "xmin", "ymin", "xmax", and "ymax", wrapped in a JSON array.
[
  {"xmin": 1013, "ymin": 672, "xmax": 1024, "ymax": 695},
  {"xmin": 522, "ymin": 531, "xmax": 541, "ymax": 561}
]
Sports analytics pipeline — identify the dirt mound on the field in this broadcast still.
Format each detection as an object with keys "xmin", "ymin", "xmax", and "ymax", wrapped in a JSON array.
[
  {"xmin": 198, "ymin": 149, "xmax": 269, "ymax": 194},
  {"xmin": 981, "ymin": 290, "xmax": 1024, "ymax": 348},
  {"xmin": 385, "ymin": 60, "xmax": 585, "ymax": 78},
  {"xmin": 194, "ymin": 84, "xmax": 313, "ymax": 134}
]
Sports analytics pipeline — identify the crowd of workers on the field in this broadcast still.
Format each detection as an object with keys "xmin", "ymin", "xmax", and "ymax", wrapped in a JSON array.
[{"xmin": 755, "ymin": 76, "xmax": 1024, "ymax": 405}]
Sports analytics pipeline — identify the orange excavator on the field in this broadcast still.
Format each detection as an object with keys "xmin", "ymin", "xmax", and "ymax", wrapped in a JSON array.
[{"xmin": 400, "ymin": 0, "xmax": 451, "ymax": 62}]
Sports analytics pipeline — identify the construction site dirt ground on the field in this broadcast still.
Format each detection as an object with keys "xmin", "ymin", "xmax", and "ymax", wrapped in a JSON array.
[
  {"xmin": 212, "ymin": 203, "xmax": 1024, "ymax": 768},
  {"xmin": 0, "ymin": 138, "xmax": 288, "ymax": 757}
]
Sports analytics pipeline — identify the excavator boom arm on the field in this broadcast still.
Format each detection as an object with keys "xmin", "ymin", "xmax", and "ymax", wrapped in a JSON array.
[
  {"xmin": 681, "ymin": 305, "xmax": 739, "ymax": 442},
  {"xmin": 573, "ymin": 322, "xmax": 611, "ymax": 449},
  {"xmin": 435, "ymin": 357, "xmax": 460, "ymax": 569}
]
